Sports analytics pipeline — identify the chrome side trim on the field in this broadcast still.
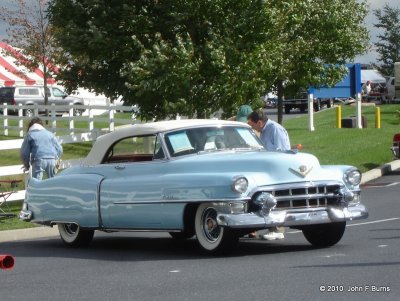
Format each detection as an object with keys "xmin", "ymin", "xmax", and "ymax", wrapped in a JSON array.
[
  {"xmin": 99, "ymin": 228, "xmax": 182, "ymax": 233},
  {"xmin": 113, "ymin": 197, "xmax": 251, "ymax": 205}
]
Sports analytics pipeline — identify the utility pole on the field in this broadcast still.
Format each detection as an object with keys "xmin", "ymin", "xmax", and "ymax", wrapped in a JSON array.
[{"xmin": 395, "ymin": 62, "xmax": 400, "ymax": 99}]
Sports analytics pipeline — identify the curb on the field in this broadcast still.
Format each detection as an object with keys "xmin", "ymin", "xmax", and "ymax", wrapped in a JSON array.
[
  {"xmin": 1, "ymin": 159, "xmax": 399, "ymax": 243},
  {"xmin": 0, "ymin": 226, "xmax": 58, "ymax": 243},
  {"xmin": 360, "ymin": 159, "xmax": 400, "ymax": 184}
]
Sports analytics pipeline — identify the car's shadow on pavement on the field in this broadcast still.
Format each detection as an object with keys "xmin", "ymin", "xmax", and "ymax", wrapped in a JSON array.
[{"xmin": 3, "ymin": 233, "xmax": 316, "ymax": 261}]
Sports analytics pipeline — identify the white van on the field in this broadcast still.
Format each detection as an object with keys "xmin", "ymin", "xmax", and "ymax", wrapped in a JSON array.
[{"xmin": 0, "ymin": 86, "xmax": 87, "ymax": 116}]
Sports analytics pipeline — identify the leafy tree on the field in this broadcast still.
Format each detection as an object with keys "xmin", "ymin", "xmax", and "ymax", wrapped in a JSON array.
[
  {"xmin": 49, "ymin": 0, "xmax": 274, "ymax": 120},
  {"xmin": 264, "ymin": 0, "xmax": 369, "ymax": 122},
  {"xmin": 0, "ymin": 0, "xmax": 59, "ymax": 109},
  {"xmin": 48, "ymin": 0, "xmax": 369, "ymax": 121},
  {"xmin": 373, "ymin": 4, "xmax": 400, "ymax": 76}
]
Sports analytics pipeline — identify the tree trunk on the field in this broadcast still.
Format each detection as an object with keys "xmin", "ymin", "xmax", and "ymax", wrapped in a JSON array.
[
  {"xmin": 43, "ymin": 62, "xmax": 49, "ymax": 123},
  {"xmin": 277, "ymin": 79, "xmax": 284, "ymax": 125}
]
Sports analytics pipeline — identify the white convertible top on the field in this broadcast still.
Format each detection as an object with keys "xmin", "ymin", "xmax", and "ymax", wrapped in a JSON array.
[{"xmin": 83, "ymin": 119, "xmax": 250, "ymax": 165}]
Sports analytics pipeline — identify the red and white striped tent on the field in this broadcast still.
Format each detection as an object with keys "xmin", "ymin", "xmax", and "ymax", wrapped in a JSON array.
[
  {"xmin": 0, "ymin": 42, "xmax": 56, "ymax": 87},
  {"xmin": 0, "ymin": 43, "xmax": 113, "ymax": 106}
]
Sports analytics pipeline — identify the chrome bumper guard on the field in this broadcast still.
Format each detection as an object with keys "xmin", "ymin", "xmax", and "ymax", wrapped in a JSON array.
[
  {"xmin": 19, "ymin": 209, "xmax": 33, "ymax": 221},
  {"xmin": 391, "ymin": 146, "xmax": 399, "ymax": 159},
  {"xmin": 217, "ymin": 203, "xmax": 368, "ymax": 228}
]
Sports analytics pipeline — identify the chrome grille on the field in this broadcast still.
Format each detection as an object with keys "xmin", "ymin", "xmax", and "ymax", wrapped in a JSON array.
[{"xmin": 252, "ymin": 182, "xmax": 343, "ymax": 210}]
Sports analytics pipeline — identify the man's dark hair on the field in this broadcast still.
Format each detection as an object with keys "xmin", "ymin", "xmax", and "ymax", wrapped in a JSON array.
[
  {"xmin": 247, "ymin": 109, "xmax": 268, "ymax": 123},
  {"xmin": 28, "ymin": 117, "xmax": 43, "ymax": 129}
]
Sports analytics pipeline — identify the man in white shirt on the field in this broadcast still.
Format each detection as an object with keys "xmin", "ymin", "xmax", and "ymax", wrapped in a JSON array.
[
  {"xmin": 361, "ymin": 80, "xmax": 372, "ymax": 96},
  {"xmin": 247, "ymin": 109, "xmax": 291, "ymax": 240}
]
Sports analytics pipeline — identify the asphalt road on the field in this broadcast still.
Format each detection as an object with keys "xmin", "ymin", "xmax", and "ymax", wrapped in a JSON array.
[
  {"xmin": 1, "ymin": 171, "xmax": 399, "ymax": 301},
  {"xmin": 264, "ymin": 107, "xmax": 305, "ymax": 122}
]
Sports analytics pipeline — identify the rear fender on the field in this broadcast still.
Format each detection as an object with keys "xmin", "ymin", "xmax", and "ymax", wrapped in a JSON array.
[{"xmin": 25, "ymin": 174, "xmax": 104, "ymax": 227}]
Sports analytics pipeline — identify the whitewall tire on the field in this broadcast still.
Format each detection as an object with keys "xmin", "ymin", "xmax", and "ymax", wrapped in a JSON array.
[
  {"xmin": 58, "ymin": 223, "xmax": 94, "ymax": 247},
  {"xmin": 194, "ymin": 203, "xmax": 238, "ymax": 253}
]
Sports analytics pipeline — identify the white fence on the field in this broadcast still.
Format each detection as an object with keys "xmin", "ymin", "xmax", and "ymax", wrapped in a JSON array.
[
  {"xmin": 1, "ymin": 102, "xmax": 138, "ymax": 137},
  {"xmin": 0, "ymin": 103, "xmax": 137, "ymax": 203}
]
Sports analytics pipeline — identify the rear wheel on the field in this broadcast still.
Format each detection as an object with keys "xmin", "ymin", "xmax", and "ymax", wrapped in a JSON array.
[
  {"xmin": 313, "ymin": 101, "xmax": 321, "ymax": 112},
  {"xmin": 195, "ymin": 203, "xmax": 238, "ymax": 253},
  {"xmin": 73, "ymin": 108, "xmax": 84, "ymax": 116},
  {"xmin": 302, "ymin": 222, "xmax": 346, "ymax": 247},
  {"xmin": 58, "ymin": 223, "xmax": 94, "ymax": 247}
]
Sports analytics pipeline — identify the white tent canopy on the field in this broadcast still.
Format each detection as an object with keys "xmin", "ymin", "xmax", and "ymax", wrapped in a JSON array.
[{"xmin": 361, "ymin": 69, "xmax": 386, "ymax": 84}]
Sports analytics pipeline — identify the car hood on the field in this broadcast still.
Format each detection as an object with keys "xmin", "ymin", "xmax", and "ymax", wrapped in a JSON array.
[{"xmin": 170, "ymin": 150, "xmax": 340, "ymax": 185}]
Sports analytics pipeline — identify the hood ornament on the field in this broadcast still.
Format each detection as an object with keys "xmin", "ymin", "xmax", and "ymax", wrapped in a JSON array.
[{"xmin": 289, "ymin": 165, "xmax": 313, "ymax": 178}]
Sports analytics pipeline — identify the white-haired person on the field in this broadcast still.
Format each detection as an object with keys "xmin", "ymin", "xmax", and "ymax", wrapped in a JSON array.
[{"xmin": 20, "ymin": 117, "xmax": 63, "ymax": 180}]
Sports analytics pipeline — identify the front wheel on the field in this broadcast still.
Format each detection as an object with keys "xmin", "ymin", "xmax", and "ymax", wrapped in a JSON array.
[
  {"xmin": 195, "ymin": 203, "xmax": 238, "ymax": 253},
  {"xmin": 302, "ymin": 222, "xmax": 346, "ymax": 248},
  {"xmin": 58, "ymin": 223, "xmax": 94, "ymax": 247},
  {"xmin": 24, "ymin": 107, "xmax": 35, "ymax": 117}
]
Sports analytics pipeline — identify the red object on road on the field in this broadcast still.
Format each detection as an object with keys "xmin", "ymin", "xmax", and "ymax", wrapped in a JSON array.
[{"xmin": 0, "ymin": 254, "xmax": 14, "ymax": 270}]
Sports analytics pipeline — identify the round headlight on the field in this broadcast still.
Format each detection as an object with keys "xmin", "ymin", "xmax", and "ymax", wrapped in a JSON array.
[
  {"xmin": 345, "ymin": 168, "xmax": 361, "ymax": 186},
  {"xmin": 232, "ymin": 177, "xmax": 248, "ymax": 193}
]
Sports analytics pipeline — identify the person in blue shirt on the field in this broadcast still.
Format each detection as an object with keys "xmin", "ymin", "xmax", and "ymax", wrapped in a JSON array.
[
  {"xmin": 247, "ymin": 109, "xmax": 291, "ymax": 151},
  {"xmin": 20, "ymin": 117, "xmax": 63, "ymax": 180},
  {"xmin": 247, "ymin": 109, "xmax": 291, "ymax": 240}
]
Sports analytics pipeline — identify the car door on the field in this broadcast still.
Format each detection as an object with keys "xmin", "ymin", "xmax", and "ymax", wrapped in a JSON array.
[
  {"xmin": 98, "ymin": 134, "xmax": 185, "ymax": 230},
  {"xmin": 47, "ymin": 87, "xmax": 69, "ymax": 107}
]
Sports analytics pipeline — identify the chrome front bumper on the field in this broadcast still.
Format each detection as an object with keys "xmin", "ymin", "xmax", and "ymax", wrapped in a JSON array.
[{"xmin": 217, "ymin": 203, "xmax": 368, "ymax": 228}]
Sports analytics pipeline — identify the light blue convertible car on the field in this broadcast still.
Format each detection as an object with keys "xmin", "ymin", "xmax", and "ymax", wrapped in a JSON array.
[{"xmin": 20, "ymin": 119, "xmax": 368, "ymax": 253}]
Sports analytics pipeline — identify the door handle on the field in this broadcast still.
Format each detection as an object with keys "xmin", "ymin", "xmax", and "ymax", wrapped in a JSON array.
[{"xmin": 114, "ymin": 165, "xmax": 125, "ymax": 170}]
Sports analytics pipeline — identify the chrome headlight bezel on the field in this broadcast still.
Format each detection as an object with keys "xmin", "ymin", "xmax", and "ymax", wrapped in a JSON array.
[
  {"xmin": 344, "ymin": 168, "xmax": 362, "ymax": 186},
  {"xmin": 231, "ymin": 176, "xmax": 248, "ymax": 194}
]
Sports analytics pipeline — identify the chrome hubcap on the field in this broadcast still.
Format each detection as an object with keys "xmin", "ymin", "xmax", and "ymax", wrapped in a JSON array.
[{"xmin": 202, "ymin": 207, "xmax": 220, "ymax": 242}]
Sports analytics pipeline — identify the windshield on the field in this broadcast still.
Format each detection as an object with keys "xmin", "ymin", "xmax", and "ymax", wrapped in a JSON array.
[{"xmin": 164, "ymin": 126, "xmax": 263, "ymax": 157}]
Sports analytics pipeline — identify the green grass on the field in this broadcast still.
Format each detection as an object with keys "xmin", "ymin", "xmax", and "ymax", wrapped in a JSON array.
[
  {"xmin": 1, "ymin": 105, "xmax": 400, "ymax": 230},
  {"xmin": 0, "ymin": 201, "xmax": 37, "ymax": 230},
  {"xmin": 282, "ymin": 104, "xmax": 400, "ymax": 173}
]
